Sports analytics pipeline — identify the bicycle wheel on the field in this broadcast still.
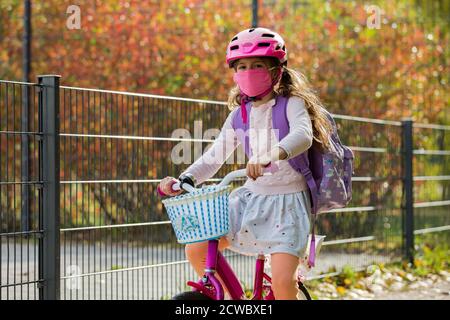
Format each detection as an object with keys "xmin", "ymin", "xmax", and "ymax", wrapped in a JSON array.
[
  {"xmin": 172, "ymin": 291, "xmax": 213, "ymax": 300},
  {"xmin": 297, "ymin": 281, "xmax": 312, "ymax": 300}
]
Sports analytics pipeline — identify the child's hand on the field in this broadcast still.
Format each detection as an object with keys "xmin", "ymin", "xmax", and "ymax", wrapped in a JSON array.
[
  {"xmin": 246, "ymin": 154, "xmax": 271, "ymax": 180},
  {"xmin": 158, "ymin": 176, "xmax": 182, "ymax": 196},
  {"xmin": 247, "ymin": 148, "xmax": 286, "ymax": 180},
  {"xmin": 246, "ymin": 163, "xmax": 266, "ymax": 180}
]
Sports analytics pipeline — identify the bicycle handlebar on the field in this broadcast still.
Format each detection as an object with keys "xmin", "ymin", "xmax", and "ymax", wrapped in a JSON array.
[{"xmin": 158, "ymin": 163, "xmax": 279, "ymax": 196}]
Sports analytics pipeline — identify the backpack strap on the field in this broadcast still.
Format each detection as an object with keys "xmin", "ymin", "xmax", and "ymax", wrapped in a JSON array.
[
  {"xmin": 297, "ymin": 154, "xmax": 318, "ymax": 215},
  {"xmin": 297, "ymin": 154, "xmax": 318, "ymax": 268},
  {"xmin": 271, "ymin": 95, "xmax": 289, "ymax": 139},
  {"xmin": 231, "ymin": 102, "xmax": 252, "ymax": 158}
]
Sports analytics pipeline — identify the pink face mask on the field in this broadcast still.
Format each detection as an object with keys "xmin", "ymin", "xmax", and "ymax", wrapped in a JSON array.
[{"xmin": 233, "ymin": 68, "xmax": 279, "ymax": 98}]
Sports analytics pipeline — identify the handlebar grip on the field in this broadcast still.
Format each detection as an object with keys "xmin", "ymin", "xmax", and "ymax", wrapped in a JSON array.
[
  {"xmin": 171, "ymin": 182, "xmax": 181, "ymax": 192},
  {"xmin": 157, "ymin": 179, "xmax": 180, "ymax": 197},
  {"xmin": 157, "ymin": 185, "xmax": 167, "ymax": 197}
]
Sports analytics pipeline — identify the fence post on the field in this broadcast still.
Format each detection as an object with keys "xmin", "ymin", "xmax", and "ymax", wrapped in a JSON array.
[
  {"xmin": 401, "ymin": 118, "xmax": 414, "ymax": 265},
  {"xmin": 21, "ymin": 0, "xmax": 32, "ymax": 232},
  {"xmin": 38, "ymin": 75, "xmax": 61, "ymax": 300},
  {"xmin": 252, "ymin": 0, "xmax": 259, "ymax": 27}
]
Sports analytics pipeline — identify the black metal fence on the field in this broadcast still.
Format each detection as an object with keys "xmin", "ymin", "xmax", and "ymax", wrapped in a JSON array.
[
  {"xmin": 1, "ymin": 75, "xmax": 449, "ymax": 300},
  {"xmin": 0, "ymin": 76, "xmax": 60, "ymax": 299}
]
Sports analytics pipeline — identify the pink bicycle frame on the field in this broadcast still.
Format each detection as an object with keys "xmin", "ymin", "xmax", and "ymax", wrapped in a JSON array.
[{"xmin": 186, "ymin": 239, "xmax": 274, "ymax": 300}]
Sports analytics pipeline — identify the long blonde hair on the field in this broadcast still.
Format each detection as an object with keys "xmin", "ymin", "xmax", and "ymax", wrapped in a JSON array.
[{"xmin": 227, "ymin": 58, "xmax": 332, "ymax": 151}]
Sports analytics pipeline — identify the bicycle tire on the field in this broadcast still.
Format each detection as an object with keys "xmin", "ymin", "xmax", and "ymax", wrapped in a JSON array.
[{"xmin": 297, "ymin": 281, "xmax": 312, "ymax": 300}]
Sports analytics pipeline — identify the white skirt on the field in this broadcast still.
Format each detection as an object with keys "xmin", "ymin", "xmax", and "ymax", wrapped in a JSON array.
[{"xmin": 224, "ymin": 186, "xmax": 312, "ymax": 258}]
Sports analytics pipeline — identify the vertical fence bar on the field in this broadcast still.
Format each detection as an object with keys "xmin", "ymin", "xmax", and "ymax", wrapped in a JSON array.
[
  {"xmin": 21, "ymin": 86, "xmax": 31, "ymax": 232},
  {"xmin": 401, "ymin": 118, "xmax": 414, "ymax": 265},
  {"xmin": 38, "ymin": 75, "xmax": 61, "ymax": 300}
]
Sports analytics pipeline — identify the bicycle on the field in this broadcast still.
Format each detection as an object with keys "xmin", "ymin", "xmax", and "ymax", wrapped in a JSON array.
[{"xmin": 158, "ymin": 168, "xmax": 317, "ymax": 300}]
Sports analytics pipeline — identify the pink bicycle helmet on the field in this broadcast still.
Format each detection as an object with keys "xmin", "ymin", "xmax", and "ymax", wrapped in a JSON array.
[{"xmin": 226, "ymin": 27, "xmax": 287, "ymax": 68}]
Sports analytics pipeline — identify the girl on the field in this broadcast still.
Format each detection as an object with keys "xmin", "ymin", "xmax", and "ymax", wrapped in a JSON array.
[{"xmin": 159, "ymin": 27, "xmax": 332, "ymax": 300}]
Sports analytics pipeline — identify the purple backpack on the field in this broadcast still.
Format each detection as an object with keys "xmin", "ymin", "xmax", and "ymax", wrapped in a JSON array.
[{"xmin": 232, "ymin": 95, "xmax": 354, "ymax": 267}]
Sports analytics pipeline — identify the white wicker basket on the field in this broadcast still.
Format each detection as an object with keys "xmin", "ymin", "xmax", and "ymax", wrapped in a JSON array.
[{"xmin": 162, "ymin": 185, "xmax": 231, "ymax": 244}]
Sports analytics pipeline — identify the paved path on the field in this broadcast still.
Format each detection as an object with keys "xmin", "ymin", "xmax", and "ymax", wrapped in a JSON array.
[{"xmin": 1, "ymin": 241, "xmax": 393, "ymax": 300}]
